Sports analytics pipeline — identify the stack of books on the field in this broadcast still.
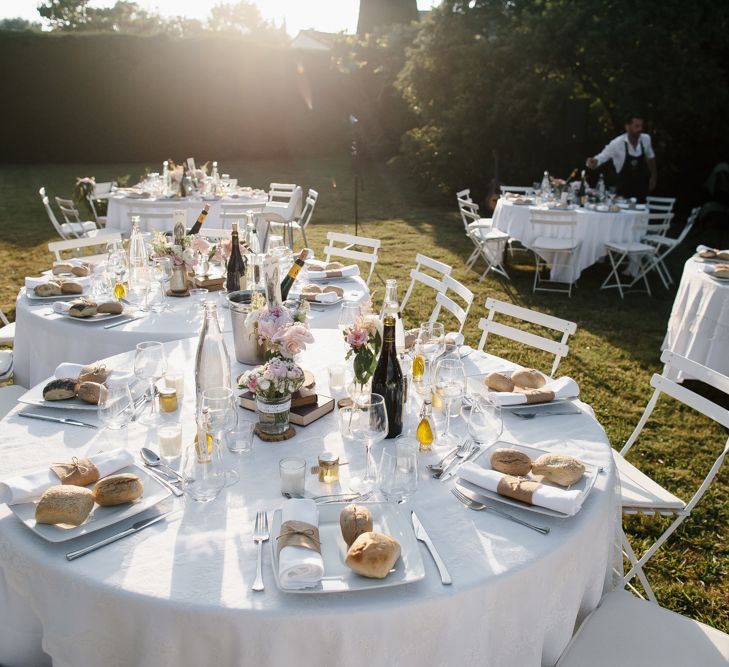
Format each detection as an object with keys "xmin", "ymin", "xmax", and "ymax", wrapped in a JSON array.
[{"xmin": 238, "ymin": 386, "xmax": 335, "ymax": 426}]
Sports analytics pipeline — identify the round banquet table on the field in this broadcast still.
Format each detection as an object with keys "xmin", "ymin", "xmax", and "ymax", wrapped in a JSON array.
[
  {"xmin": 12, "ymin": 276, "xmax": 369, "ymax": 389},
  {"xmin": 492, "ymin": 198, "xmax": 647, "ymax": 281},
  {"xmin": 0, "ymin": 329, "xmax": 618, "ymax": 667},
  {"xmin": 663, "ymin": 258, "xmax": 729, "ymax": 377},
  {"xmin": 106, "ymin": 191, "xmax": 268, "ymax": 235}
]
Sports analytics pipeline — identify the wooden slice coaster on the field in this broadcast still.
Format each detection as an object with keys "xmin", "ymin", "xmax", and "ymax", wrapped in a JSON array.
[
  {"xmin": 337, "ymin": 398, "xmax": 353, "ymax": 409},
  {"xmin": 255, "ymin": 424, "xmax": 296, "ymax": 442},
  {"xmin": 303, "ymin": 370, "xmax": 315, "ymax": 388},
  {"xmin": 166, "ymin": 289, "xmax": 191, "ymax": 298}
]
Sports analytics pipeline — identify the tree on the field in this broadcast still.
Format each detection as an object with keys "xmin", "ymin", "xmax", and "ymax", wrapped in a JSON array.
[
  {"xmin": 357, "ymin": 0, "xmax": 419, "ymax": 36},
  {"xmin": 38, "ymin": 0, "xmax": 89, "ymax": 30},
  {"xmin": 0, "ymin": 18, "xmax": 41, "ymax": 31},
  {"xmin": 208, "ymin": 1, "xmax": 266, "ymax": 34}
]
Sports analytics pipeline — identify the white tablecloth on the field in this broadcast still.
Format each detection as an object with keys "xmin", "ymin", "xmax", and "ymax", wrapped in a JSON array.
[
  {"xmin": 0, "ymin": 329, "xmax": 617, "ymax": 667},
  {"xmin": 13, "ymin": 277, "xmax": 368, "ymax": 388},
  {"xmin": 664, "ymin": 258, "xmax": 729, "ymax": 376},
  {"xmin": 493, "ymin": 199, "xmax": 646, "ymax": 281},
  {"xmin": 107, "ymin": 193, "xmax": 268, "ymax": 235}
]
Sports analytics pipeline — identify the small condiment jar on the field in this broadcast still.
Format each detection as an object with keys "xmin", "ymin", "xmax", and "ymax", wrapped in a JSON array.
[
  {"xmin": 159, "ymin": 387, "xmax": 178, "ymax": 413},
  {"xmin": 318, "ymin": 451, "xmax": 339, "ymax": 484}
]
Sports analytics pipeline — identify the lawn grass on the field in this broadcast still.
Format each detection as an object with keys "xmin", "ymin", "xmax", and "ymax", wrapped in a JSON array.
[{"xmin": 1, "ymin": 156, "xmax": 727, "ymax": 630}]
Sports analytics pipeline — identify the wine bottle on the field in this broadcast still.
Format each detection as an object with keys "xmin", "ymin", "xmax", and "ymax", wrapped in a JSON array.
[
  {"xmin": 280, "ymin": 248, "xmax": 309, "ymax": 301},
  {"xmin": 380, "ymin": 279, "xmax": 405, "ymax": 353},
  {"xmin": 188, "ymin": 204, "xmax": 210, "ymax": 235},
  {"xmin": 578, "ymin": 169, "xmax": 587, "ymax": 206},
  {"xmin": 225, "ymin": 222, "xmax": 247, "ymax": 293},
  {"xmin": 372, "ymin": 314, "xmax": 404, "ymax": 439}
]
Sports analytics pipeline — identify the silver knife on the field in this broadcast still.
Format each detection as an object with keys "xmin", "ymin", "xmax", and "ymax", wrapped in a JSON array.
[
  {"xmin": 411, "ymin": 511, "xmax": 452, "ymax": 585},
  {"xmin": 104, "ymin": 316, "xmax": 141, "ymax": 329},
  {"xmin": 143, "ymin": 466, "xmax": 184, "ymax": 497},
  {"xmin": 19, "ymin": 412, "xmax": 98, "ymax": 429},
  {"xmin": 440, "ymin": 445, "xmax": 482, "ymax": 482},
  {"xmin": 66, "ymin": 511, "xmax": 174, "ymax": 560}
]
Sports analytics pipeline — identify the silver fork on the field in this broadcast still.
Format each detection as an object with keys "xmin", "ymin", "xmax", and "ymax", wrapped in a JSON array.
[
  {"xmin": 317, "ymin": 490, "xmax": 373, "ymax": 505},
  {"xmin": 432, "ymin": 440, "xmax": 473, "ymax": 479},
  {"xmin": 252, "ymin": 511, "xmax": 269, "ymax": 592},
  {"xmin": 451, "ymin": 488, "xmax": 550, "ymax": 535}
]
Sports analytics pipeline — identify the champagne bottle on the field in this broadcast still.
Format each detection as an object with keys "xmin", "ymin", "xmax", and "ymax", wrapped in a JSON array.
[
  {"xmin": 372, "ymin": 314, "xmax": 404, "ymax": 439},
  {"xmin": 578, "ymin": 169, "xmax": 587, "ymax": 206},
  {"xmin": 188, "ymin": 204, "xmax": 210, "ymax": 235},
  {"xmin": 280, "ymin": 248, "xmax": 309, "ymax": 301},
  {"xmin": 225, "ymin": 222, "xmax": 247, "ymax": 293},
  {"xmin": 380, "ymin": 279, "xmax": 405, "ymax": 353}
]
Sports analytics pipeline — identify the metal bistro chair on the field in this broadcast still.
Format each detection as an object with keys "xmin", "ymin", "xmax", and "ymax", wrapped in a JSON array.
[
  {"xmin": 0, "ymin": 309, "xmax": 15, "ymax": 347},
  {"xmin": 643, "ymin": 207, "xmax": 699, "ymax": 288},
  {"xmin": 529, "ymin": 209, "xmax": 580, "ymax": 297},
  {"xmin": 87, "ymin": 180, "xmax": 114, "ymax": 227},
  {"xmin": 616, "ymin": 350, "xmax": 729, "ymax": 602},
  {"xmin": 400, "ymin": 254, "xmax": 453, "ymax": 319},
  {"xmin": 500, "ymin": 185, "xmax": 533, "ymax": 195},
  {"xmin": 40, "ymin": 188, "xmax": 98, "ymax": 240},
  {"xmin": 268, "ymin": 188, "xmax": 318, "ymax": 249},
  {"xmin": 428, "ymin": 274, "xmax": 475, "ymax": 334},
  {"xmin": 48, "ymin": 233, "xmax": 122, "ymax": 263},
  {"xmin": 262, "ymin": 186, "xmax": 303, "ymax": 250},
  {"xmin": 646, "ymin": 195, "xmax": 676, "ymax": 216},
  {"xmin": 323, "ymin": 232, "xmax": 380, "ymax": 286},
  {"xmin": 457, "ymin": 189, "xmax": 509, "ymax": 281},
  {"xmin": 476, "ymin": 297, "xmax": 576, "ymax": 377}
]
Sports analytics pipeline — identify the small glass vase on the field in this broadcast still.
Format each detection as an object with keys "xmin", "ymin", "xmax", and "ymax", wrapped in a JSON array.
[
  {"xmin": 256, "ymin": 394, "xmax": 292, "ymax": 435},
  {"xmin": 169, "ymin": 265, "xmax": 188, "ymax": 293},
  {"xmin": 347, "ymin": 378, "xmax": 372, "ymax": 406},
  {"xmin": 196, "ymin": 254, "xmax": 210, "ymax": 278}
]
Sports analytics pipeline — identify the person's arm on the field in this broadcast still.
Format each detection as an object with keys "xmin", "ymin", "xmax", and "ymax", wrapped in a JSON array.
[
  {"xmin": 586, "ymin": 139, "xmax": 616, "ymax": 170},
  {"xmin": 643, "ymin": 134, "xmax": 657, "ymax": 191}
]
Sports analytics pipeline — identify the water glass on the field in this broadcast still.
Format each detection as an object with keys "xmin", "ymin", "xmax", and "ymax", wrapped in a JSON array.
[
  {"xmin": 379, "ymin": 440, "xmax": 418, "ymax": 502},
  {"xmin": 416, "ymin": 322, "xmax": 445, "ymax": 389},
  {"xmin": 433, "ymin": 358, "xmax": 466, "ymax": 448},
  {"xmin": 97, "ymin": 382, "xmax": 133, "ymax": 429},
  {"xmin": 181, "ymin": 441, "xmax": 225, "ymax": 503},
  {"xmin": 226, "ymin": 421, "xmax": 255, "ymax": 454},
  {"xmin": 340, "ymin": 394, "xmax": 388, "ymax": 492},
  {"xmin": 164, "ymin": 370, "xmax": 185, "ymax": 400},
  {"xmin": 201, "ymin": 387, "xmax": 239, "ymax": 486},
  {"xmin": 190, "ymin": 288, "xmax": 209, "ymax": 306},
  {"xmin": 147, "ymin": 281, "xmax": 166, "ymax": 312},
  {"xmin": 467, "ymin": 396, "xmax": 503, "ymax": 446},
  {"xmin": 279, "ymin": 458, "xmax": 306, "ymax": 497},
  {"xmin": 158, "ymin": 422, "xmax": 183, "ymax": 461},
  {"xmin": 328, "ymin": 364, "xmax": 346, "ymax": 392},
  {"xmin": 134, "ymin": 341, "xmax": 167, "ymax": 426}
]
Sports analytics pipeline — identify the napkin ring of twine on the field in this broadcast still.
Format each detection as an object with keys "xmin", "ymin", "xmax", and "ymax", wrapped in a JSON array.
[
  {"xmin": 518, "ymin": 388, "xmax": 556, "ymax": 404},
  {"xmin": 497, "ymin": 475, "xmax": 541, "ymax": 505},
  {"xmin": 277, "ymin": 520, "xmax": 321, "ymax": 555},
  {"xmin": 50, "ymin": 456, "xmax": 100, "ymax": 486}
]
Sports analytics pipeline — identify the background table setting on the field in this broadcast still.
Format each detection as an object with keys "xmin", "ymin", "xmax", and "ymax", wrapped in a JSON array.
[
  {"xmin": 0, "ymin": 323, "xmax": 619, "ymax": 667},
  {"xmin": 492, "ymin": 197, "xmax": 648, "ymax": 281}
]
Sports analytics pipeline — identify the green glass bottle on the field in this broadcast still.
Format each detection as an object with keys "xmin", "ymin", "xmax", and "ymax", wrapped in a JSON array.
[{"xmin": 372, "ymin": 314, "xmax": 404, "ymax": 438}]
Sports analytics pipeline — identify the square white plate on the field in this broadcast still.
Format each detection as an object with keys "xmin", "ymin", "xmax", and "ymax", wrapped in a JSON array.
[
  {"xmin": 9, "ymin": 464, "xmax": 172, "ymax": 542},
  {"xmin": 59, "ymin": 310, "xmax": 126, "ymax": 324},
  {"xmin": 26, "ymin": 289, "xmax": 89, "ymax": 301},
  {"xmin": 18, "ymin": 377, "xmax": 145, "ymax": 411},
  {"xmin": 270, "ymin": 502, "xmax": 425, "ymax": 594},
  {"xmin": 466, "ymin": 371, "xmax": 576, "ymax": 410},
  {"xmin": 457, "ymin": 442, "xmax": 598, "ymax": 518}
]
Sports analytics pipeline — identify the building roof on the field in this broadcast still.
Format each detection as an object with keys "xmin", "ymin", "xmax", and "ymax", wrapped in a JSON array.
[{"xmin": 290, "ymin": 29, "xmax": 342, "ymax": 51}]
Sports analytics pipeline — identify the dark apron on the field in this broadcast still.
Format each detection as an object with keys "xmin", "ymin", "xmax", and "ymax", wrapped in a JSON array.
[{"xmin": 616, "ymin": 139, "xmax": 650, "ymax": 202}]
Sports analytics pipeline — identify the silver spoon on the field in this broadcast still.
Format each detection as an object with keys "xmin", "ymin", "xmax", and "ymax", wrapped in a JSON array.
[{"xmin": 139, "ymin": 447, "xmax": 183, "ymax": 483}]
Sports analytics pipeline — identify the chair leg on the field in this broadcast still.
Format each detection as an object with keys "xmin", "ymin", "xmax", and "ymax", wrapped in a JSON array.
[
  {"xmin": 300, "ymin": 225, "xmax": 308, "ymax": 249},
  {"xmin": 601, "ymin": 248, "xmax": 627, "ymax": 298},
  {"xmin": 622, "ymin": 530, "xmax": 657, "ymax": 602}
]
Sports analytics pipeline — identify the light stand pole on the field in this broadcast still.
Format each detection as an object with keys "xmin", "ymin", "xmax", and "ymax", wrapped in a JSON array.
[{"xmin": 350, "ymin": 114, "xmax": 361, "ymax": 237}]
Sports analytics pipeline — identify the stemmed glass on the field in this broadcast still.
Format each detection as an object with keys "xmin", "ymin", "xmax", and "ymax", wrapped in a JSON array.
[
  {"xmin": 151, "ymin": 257, "xmax": 172, "ymax": 312},
  {"xmin": 467, "ymin": 396, "xmax": 503, "ymax": 447},
  {"xmin": 339, "ymin": 393, "xmax": 388, "ymax": 492},
  {"xmin": 433, "ymin": 358, "xmax": 466, "ymax": 448},
  {"xmin": 98, "ymin": 382, "xmax": 133, "ymax": 430},
  {"xmin": 107, "ymin": 241, "xmax": 128, "ymax": 300},
  {"xmin": 201, "ymin": 387, "xmax": 239, "ymax": 487},
  {"xmin": 338, "ymin": 302, "xmax": 360, "ymax": 332},
  {"xmin": 134, "ymin": 341, "xmax": 167, "ymax": 426},
  {"xmin": 416, "ymin": 322, "xmax": 445, "ymax": 390}
]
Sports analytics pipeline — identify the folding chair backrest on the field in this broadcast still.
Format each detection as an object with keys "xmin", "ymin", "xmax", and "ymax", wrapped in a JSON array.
[
  {"xmin": 672, "ymin": 207, "xmax": 699, "ymax": 245},
  {"xmin": 94, "ymin": 181, "xmax": 114, "ymax": 196},
  {"xmin": 268, "ymin": 183, "xmax": 297, "ymax": 205},
  {"xmin": 55, "ymin": 196, "xmax": 82, "ymax": 224},
  {"xmin": 529, "ymin": 209, "xmax": 577, "ymax": 243},
  {"xmin": 429, "ymin": 274, "xmax": 474, "ymax": 333},
  {"xmin": 621, "ymin": 350, "xmax": 729, "ymax": 515},
  {"xmin": 323, "ymin": 232, "xmax": 380, "ymax": 285},
  {"xmin": 220, "ymin": 203, "xmax": 259, "ymax": 227},
  {"xmin": 646, "ymin": 196, "xmax": 676, "ymax": 215},
  {"xmin": 0, "ymin": 308, "xmax": 9, "ymax": 327},
  {"xmin": 198, "ymin": 228, "xmax": 229, "ymax": 242},
  {"xmin": 48, "ymin": 232, "xmax": 122, "ymax": 262},
  {"xmin": 477, "ymin": 297, "xmax": 577, "ymax": 376},
  {"xmin": 126, "ymin": 207, "xmax": 176, "ymax": 233},
  {"xmin": 457, "ymin": 189, "xmax": 482, "ymax": 231},
  {"xmin": 500, "ymin": 185, "xmax": 531, "ymax": 195},
  {"xmin": 637, "ymin": 212, "xmax": 673, "ymax": 238},
  {"xmin": 401, "ymin": 254, "xmax": 453, "ymax": 314},
  {"xmin": 298, "ymin": 189, "xmax": 318, "ymax": 229},
  {"xmin": 40, "ymin": 188, "xmax": 71, "ymax": 239}
]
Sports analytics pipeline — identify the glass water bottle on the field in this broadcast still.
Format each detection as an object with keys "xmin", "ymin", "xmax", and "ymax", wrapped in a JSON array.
[{"xmin": 194, "ymin": 302, "xmax": 232, "ymax": 409}]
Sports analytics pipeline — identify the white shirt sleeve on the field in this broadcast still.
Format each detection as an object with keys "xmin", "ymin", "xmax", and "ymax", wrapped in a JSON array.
[
  {"xmin": 592, "ymin": 136, "xmax": 622, "ymax": 167},
  {"xmin": 641, "ymin": 134, "xmax": 655, "ymax": 159}
]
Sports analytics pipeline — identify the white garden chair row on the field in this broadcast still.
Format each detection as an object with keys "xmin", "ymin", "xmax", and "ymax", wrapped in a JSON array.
[{"xmin": 39, "ymin": 188, "xmax": 98, "ymax": 241}]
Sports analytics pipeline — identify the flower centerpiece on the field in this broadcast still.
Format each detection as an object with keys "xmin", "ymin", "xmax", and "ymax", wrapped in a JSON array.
[
  {"xmin": 342, "ymin": 301, "xmax": 382, "ymax": 402},
  {"xmin": 190, "ymin": 235, "xmax": 212, "ymax": 277},
  {"xmin": 151, "ymin": 231, "xmax": 196, "ymax": 293}
]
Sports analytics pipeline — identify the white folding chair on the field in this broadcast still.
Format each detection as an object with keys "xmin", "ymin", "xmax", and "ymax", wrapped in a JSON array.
[
  {"xmin": 263, "ymin": 186, "xmax": 304, "ymax": 249},
  {"xmin": 476, "ymin": 297, "xmax": 576, "ymax": 377},
  {"xmin": 219, "ymin": 202, "xmax": 264, "ymax": 232},
  {"xmin": 0, "ymin": 349, "xmax": 14, "ymax": 382},
  {"xmin": 617, "ymin": 350, "xmax": 729, "ymax": 602},
  {"xmin": 0, "ymin": 309, "xmax": 15, "ymax": 347},
  {"xmin": 39, "ymin": 188, "xmax": 97, "ymax": 240},
  {"xmin": 428, "ymin": 274, "xmax": 474, "ymax": 333},
  {"xmin": 323, "ymin": 232, "xmax": 380, "ymax": 286},
  {"xmin": 126, "ymin": 207, "xmax": 176, "ymax": 234},
  {"xmin": 87, "ymin": 180, "xmax": 114, "ymax": 227},
  {"xmin": 499, "ymin": 185, "xmax": 532, "ymax": 195},
  {"xmin": 198, "ymin": 227, "xmax": 230, "ymax": 243},
  {"xmin": 646, "ymin": 195, "xmax": 676, "ymax": 216},
  {"xmin": 400, "ymin": 254, "xmax": 453, "ymax": 316},
  {"xmin": 529, "ymin": 209, "xmax": 580, "ymax": 297},
  {"xmin": 267, "ymin": 182, "xmax": 297, "ymax": 205},
  {"xmin": 48, "ymin": 232, "xmax": 122, "ymax": 263},
  {"xmin": 457, "ymin": 189, "xmax": 510, "ymax": 280},
  {"xmin": 643, "ymin": 207, "xmax": 699, "ymax": 288},
  {"xmin": 269, "ymin": 188, "xmax": 317, "ymax": 248},
  {"xmin": 555, "ymin": 589, "xmax": 729, "ymax": 667}
]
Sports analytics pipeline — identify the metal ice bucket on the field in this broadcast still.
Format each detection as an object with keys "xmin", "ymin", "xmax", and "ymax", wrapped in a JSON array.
[{"xmin": 227, "ymin": 290, "xmax": 265, "ymax": 365}]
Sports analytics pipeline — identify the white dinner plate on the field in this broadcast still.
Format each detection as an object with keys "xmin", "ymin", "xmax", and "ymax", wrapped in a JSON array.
[
  {"xmin": 457, "ymin": 442, "xmax": 598, "ymax": 518},
  {"xmin": 294, "ymin": 295, "xmax": 344, "ymax": 308},
  {"xmin": 466, "ymin": 371, "xmax": 577, "ymax": 410},
  {"xmin": 18, "ymin": 377, "xmax": 145, "ymax": 411},
  {"xmin": 270, "ymin": 502, "xmax": 425, "ymax": 594},
  {"xmin": 693, "ymin": 253, "xmax": 729, "ymax": 264},
  {"xmin": 59, "ymin": 310, "xmax": 126, "ymax": 324},
  {"xmin": 8, "ymin": 464, "xmax": 172, "ymax": 543},
  {"xmin": 26, "ymin": 289, "xmax": 89, "ymax": 301},
  {"xmin": 707, "ymin": 274, "xmax": 729, "ymax": 283}
]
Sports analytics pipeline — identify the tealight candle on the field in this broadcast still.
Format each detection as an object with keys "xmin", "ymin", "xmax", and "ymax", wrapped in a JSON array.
[
  {"xmin": 318, "ymin": 452, "xmax": 339, "ymax": 484},
  {"xmin": 328, "ymin": 365, "xmax": 345, "ymax": 391},
  {"xmin": 165, "ymin": 372, "xmax": 185, "ymax": 400},
  {"xmin": 159, "ymin": 423, "xmax": 182, "ymax": 460},
  {"xmin": 279, "ymin": 458, "xmax": 306, "ymax": 497}
]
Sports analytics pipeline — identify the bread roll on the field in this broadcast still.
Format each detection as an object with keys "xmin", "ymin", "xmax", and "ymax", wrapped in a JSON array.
[
  {"xmin": 71, "ymin": 265, "xmax": 91, "ymax": 277},
  {"xmin": 716, "ymin": 250, "xmax": 729, "ymax": 261},
  {"xmin": 78, "ymin": 363, "xmax": 111, "ymax": 384},
  {"xmin": 61, "ymin": 281, "xmax": 84, "ymax": 295},
  {"xmin": 97, "ymin": 301, "xmax": 123, "ymax": 314},
  {"xmin": 340, "ymin": 504, "xmax": 373, "ymax": 547},
  {"xmin": 35, "ymin": 485, "xmax": 94, "ymax": 526},
  {"xmin": 531, "ymin": 453, "xmax": 585, "ymax": 486},
  {"xmin": 323, "ymin": 285, "xmax": 344, "ymax": 298},
  {"xmin": 34, "ymin": 282, "xmax": 62, "ymax": 297},
  {"xmin": 345, "ymin": 532, "xmax": 401, "ymax": 579},
  {"xmin": 42, "ymin": 377, "xmax": 78, "ymax": 401},
  {"xmin": 714, "ymin": 264, "xmax": 729, "ymax": 279},
  {"xmin": 491, "ymin": 448, "xmax": 532, "ymax": 476},
  {"xmin": 52, "ymin": 263, "xmax": 75, "ymax": 275},
  {"xmin": 699, "ymin": 249, "xmax": 717, "ymax": 258},
  {"xmin": 511, "ymin": 369, "xmax": 546, "ymax": 389},
  {"xmin": 326, "ymin": 261, "xmax": 344, "ymax": 270},
  {"xmin": 486, "ymin": 372, "xmax": 514, "ymax": 392},
  {"xmin": 93, "ymin": 474, "xmax": 144, "ymax": 506},
  {"xmin": 302, "ymin": 284, "xmax": 322, "ymax": 295},
  {"xmin": 77, "ymin": 381, "xmax": 108, "ymax": 405},
  {"xmin": 69, "ymin": 299, "xmax": 97, "ymax": 318}
]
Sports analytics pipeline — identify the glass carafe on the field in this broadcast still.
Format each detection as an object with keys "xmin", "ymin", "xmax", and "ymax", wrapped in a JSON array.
[{"xmin": 194, "ymin": 302, "xmax": 232, "ymax": 409}]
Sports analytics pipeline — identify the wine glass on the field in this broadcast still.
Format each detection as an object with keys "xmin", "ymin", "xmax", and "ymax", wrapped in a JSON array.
[
  {"xmin": 133, "ymin": 341, "xmax": 167, "ymax": 426},
  {"xmin": 152, "ymin": 257, "xmax": 172, "ymax": 311},
  {"xmin": 97, "ymin": 382, "xmax": 133, "ymax": 430},
  {"xmin": 379, "ymin": 438, "xmax": 418, "ymax": 503},
  {"xmin": 201, "ymin": 387, "xmax": 239, "ymax": 487},
  {"xmin": 416, "ymin": 321, "xmax": 445, "ymax": 390},
  {"xmin": 467, "ymin": 396, "xmax": 503, "ymax": 446},
  {"xmin": 341, "ymin": 394, "xmax": 388, "ymax": 492},
  {"xmin": 338, "ymin": 302, "xmax": 361, "ymax": 332},
  {"xmin": 433, "ymin": 358, "xmax": 466, "ymax": 448}
]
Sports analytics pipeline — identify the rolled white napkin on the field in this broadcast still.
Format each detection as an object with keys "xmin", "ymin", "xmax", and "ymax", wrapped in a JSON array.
[
  {"xmin": 458, "ymin": 464, "xmax": 583, "ymax": 516},
  {"xmin": 52, "ymin": 302, "xmax": 71, "ymax": 315},
  {"xmin": 53, "ymin": 362, "xmax": 136, "ymax": 388},
  {"xmin": 696, "ymin": 244, "xmax": 715, "ymax": 253},
  {"xmin": 25, "ymin": 276, "xmax": 90, "ymax": 290},
  {"xmin": 0, "ymin": 448, "xmax": 135, "ymax": 505},
  {"xmin": 489, "ymin": 376, "xmax": 579, "ymax": 406},
  {"xmin": 307, "ymin": 265, "xmax": 360, "ymax": 281},
  {"xmin": 313, "ymin": 291, "xmax": 339, "ymax": 303},
  {"xmin": 278, "ymin": 499, "xmax": 324, "ymax": 590}
]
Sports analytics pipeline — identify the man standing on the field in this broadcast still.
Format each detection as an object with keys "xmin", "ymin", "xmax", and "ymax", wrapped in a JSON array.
[{"xmin": 586, "ymin": 113, "xmax": 657, "ymax": 202}]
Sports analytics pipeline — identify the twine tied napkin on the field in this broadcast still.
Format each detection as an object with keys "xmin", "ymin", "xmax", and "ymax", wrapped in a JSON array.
[
  {"xmin": 307, "ymin": 264, "xmax": 360, "ymax": 281},
  {"xmin": 50, "ymin": 457, "xmax": 100, "ymax": 487},
  {"xmin": 488, "ymin": 376, "xmax": 579, "ymax": 407},
  {"xmin": 278, "ymin": 499, "xmax": 325, "ymax": 590},
  {"xmin": 277, "ymin": 520, "xmax": 321, "ymax": 554}
]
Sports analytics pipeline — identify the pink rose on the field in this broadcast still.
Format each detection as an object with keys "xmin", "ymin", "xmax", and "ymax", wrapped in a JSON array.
[
  {"xmin": 347, "ymin": 327, "xmax": 369, "ymax": 349},
  {"xmin": 273, "ymin": 323, "xmax": 314, "ymax": 358},
  {"xmin": 191, "ymin": 236, "xmax": 210, "ymax": 255}
]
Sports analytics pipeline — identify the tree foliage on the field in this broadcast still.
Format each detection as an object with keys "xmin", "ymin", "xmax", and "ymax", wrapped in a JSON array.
[
  {"xmin": 357, "ymin": 0, "xmax": 419, "ymax": 37},
  {"xmin": 396, "ymin": 0, "xmax": 729, "ymax": 199}
]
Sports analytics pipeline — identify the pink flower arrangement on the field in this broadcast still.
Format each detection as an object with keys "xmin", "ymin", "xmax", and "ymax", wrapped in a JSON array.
[
  {"xmin": 190, "ymin": 235, "xmax": 211, "ymax": 256},
  {"xmin": 272, "ymin": 322, "xmax": 314, "ymax": 358},
  {"xmin": 346, "ymin": 327, "xmax": 369, "ymax": 349},
  {"xmin": 238, "ymin": 357, "xmax": 305, "ymax": 399},
  {"xmin": 343, "ymin": 309, "xmax": 382, "ymax": 385},
  {"xmin": 244, "ymin": 303, "xmax": 313, "ymax": 360}
]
